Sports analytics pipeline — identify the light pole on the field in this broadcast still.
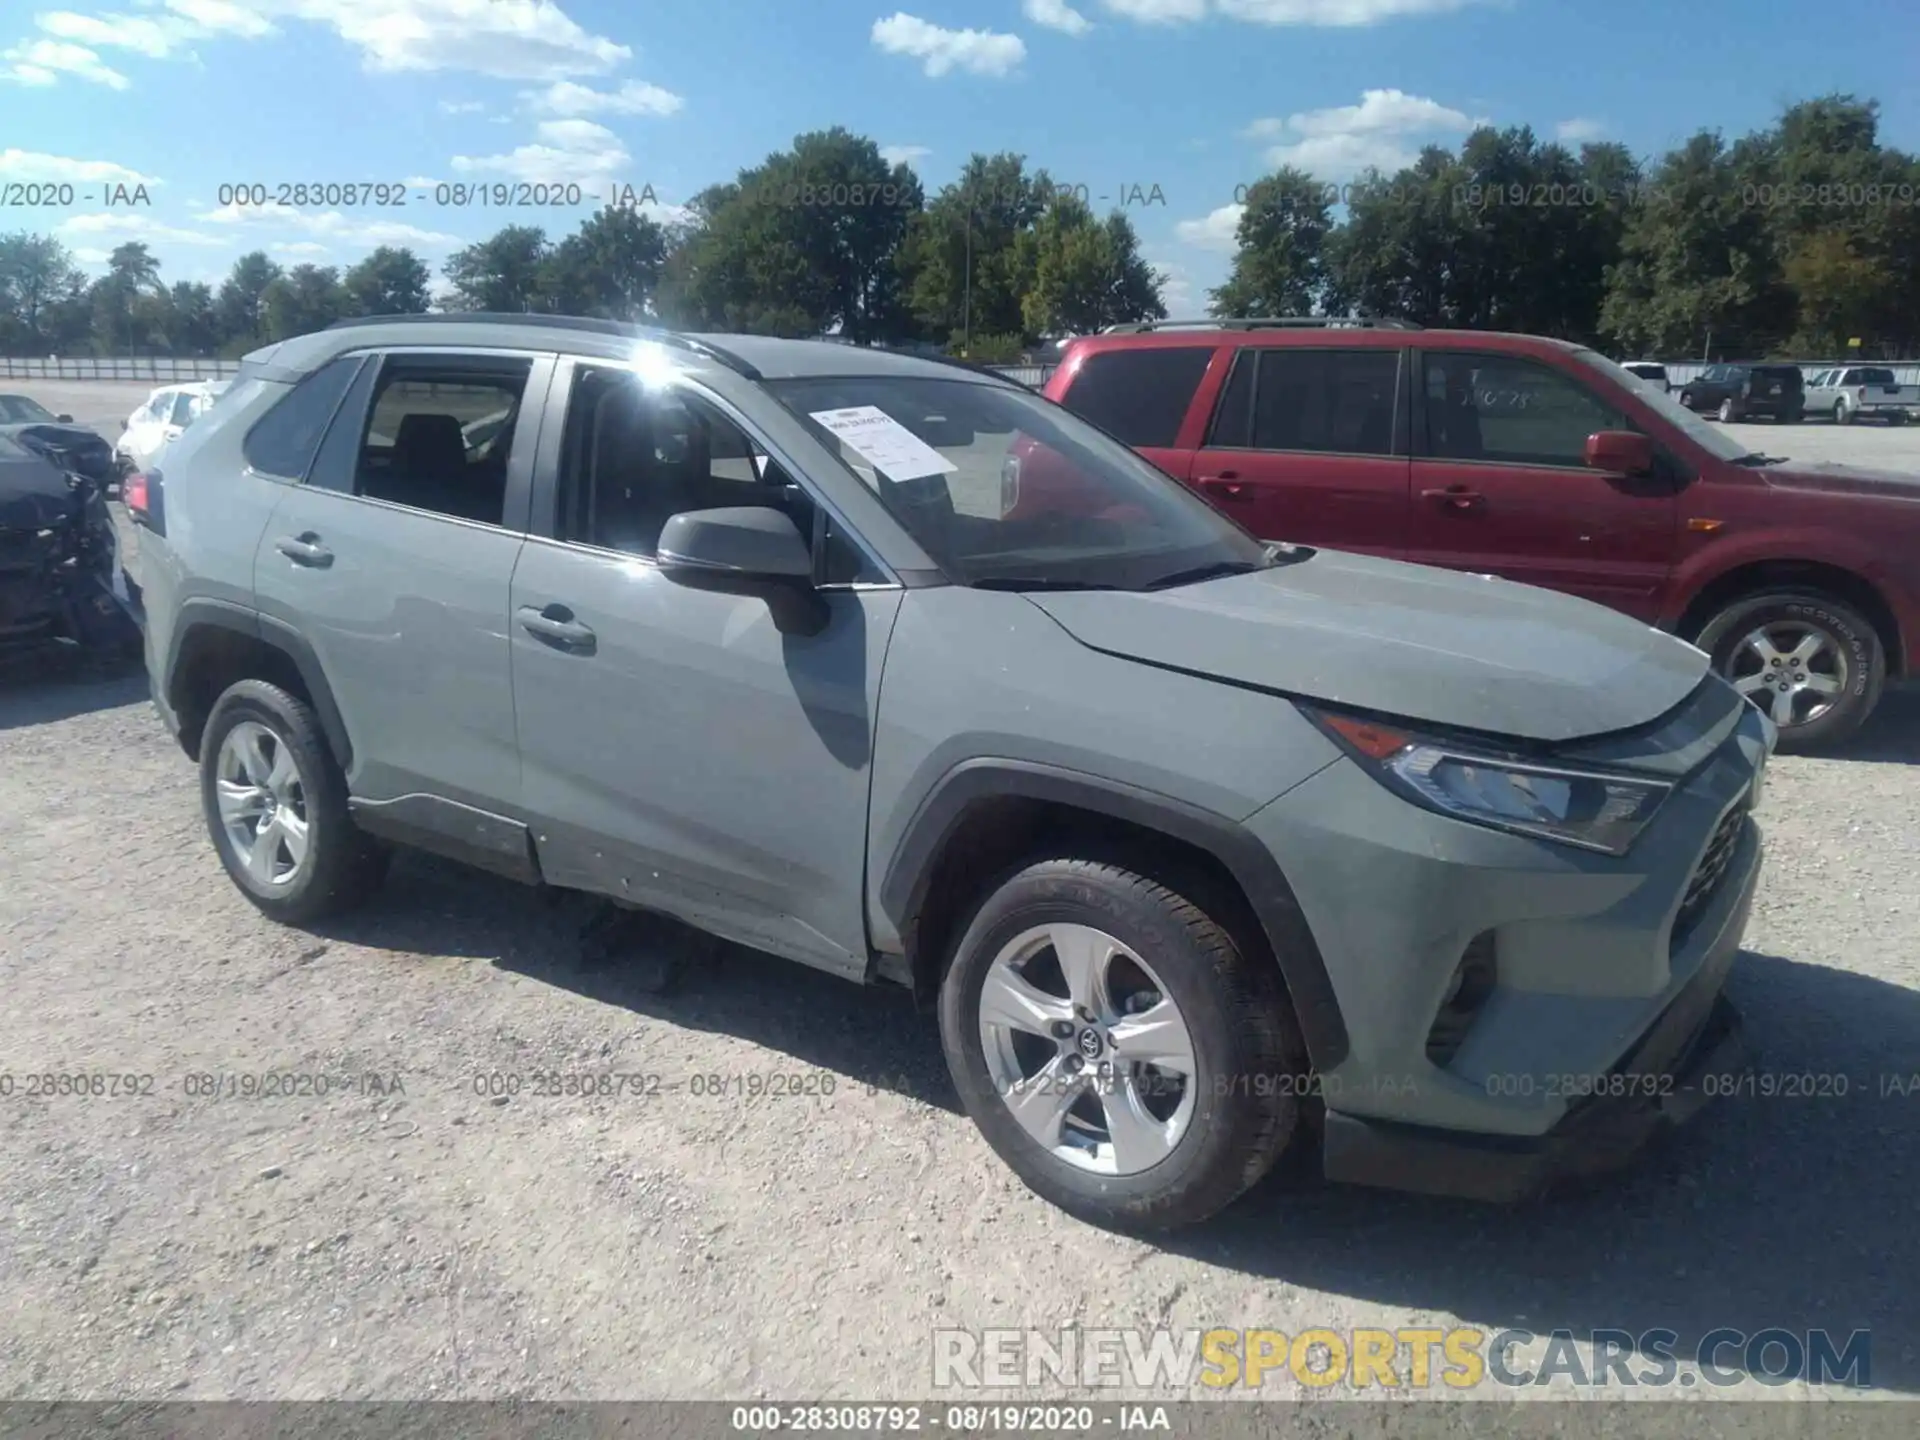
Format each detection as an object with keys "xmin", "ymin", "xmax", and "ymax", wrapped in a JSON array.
[{"xmin": 962, "ymin": 202, "xmax": 973, "ymax": 354}]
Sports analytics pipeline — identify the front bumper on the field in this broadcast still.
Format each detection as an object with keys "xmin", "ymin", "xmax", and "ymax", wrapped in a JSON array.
[{"xmin": 1321, "ymin": 984, "xmax": 1751, "ymax": 1203}]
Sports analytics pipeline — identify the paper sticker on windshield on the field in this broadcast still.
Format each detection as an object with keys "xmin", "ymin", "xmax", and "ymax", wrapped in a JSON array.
[{"xmin": 809, "ymin": 406, "xmax": 958, "ymax": 483}]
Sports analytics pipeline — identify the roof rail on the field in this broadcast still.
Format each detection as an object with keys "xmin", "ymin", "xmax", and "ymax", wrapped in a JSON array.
[
  {"xmin": 870, "ymin": 348, "xmax": 1022, "ymax": 383},
  {"xmin": 322, "ymin": 312, "xmax": 763, "ymax": 379},
  {"xmin": 1101, "ymin": 316, "xmax": 1422, "ymax": 334}
]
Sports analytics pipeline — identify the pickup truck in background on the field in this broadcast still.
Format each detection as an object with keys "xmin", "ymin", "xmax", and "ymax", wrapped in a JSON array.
[{"xmin": 1803, "ymin": 366, "xmax": 1916, "ymax": 425}]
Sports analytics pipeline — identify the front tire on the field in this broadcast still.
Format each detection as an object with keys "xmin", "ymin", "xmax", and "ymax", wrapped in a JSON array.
[
  {"xmin": 938, "ymin": 857, "xmax": 1305, "ymax": 1231},
  {"xmin": 1835, "ymin": 396, "xmax": 1854, "ymax": 425},
  {"xmin": 1695, "ymin": 591, "xmax": 1885, "ymax": 752},
  {"xmin": 199, "ymin": 679, "xmax": 387, "ymax": 923},
  {"xmin": 1677, "ymin": 390, "xmax": 1696, "ymax": 411}
]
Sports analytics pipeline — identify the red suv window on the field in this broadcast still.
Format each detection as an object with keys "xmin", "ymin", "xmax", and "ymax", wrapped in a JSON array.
[{"xmin": 1057, "ymin": 347, "xmax": 1214, "ymax": 448}]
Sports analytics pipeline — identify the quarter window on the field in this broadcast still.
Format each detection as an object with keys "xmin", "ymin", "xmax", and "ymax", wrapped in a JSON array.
[
  {"xmin": 242, "ymin": 355, "xmax": 363, "ymax": 480},
  {"xmin": 1058, "ymin": 347, "xmax": 1215, "ymax": 448}
]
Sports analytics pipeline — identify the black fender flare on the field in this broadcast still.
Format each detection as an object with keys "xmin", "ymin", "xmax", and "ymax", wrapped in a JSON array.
[
  {"xmin": 164, "ymin": 598, "xmax": 353, "ymax": 771},
  {"xmin": 878, "ymin": 758, "xmax": 1350, "ymax": 1072}
]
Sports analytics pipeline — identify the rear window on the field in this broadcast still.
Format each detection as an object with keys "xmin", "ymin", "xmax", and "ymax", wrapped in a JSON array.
[
  {"xmin": 1058, "ymin": 346, "xmax": 1214, "ymax": 449},
  {"xmin": 1750, "ymin": 366, "xmax": 1803, "ymax": 386},
  {"xmin": 1853, "ymin": 368, "xmax": 1896, "ymax": 385}
]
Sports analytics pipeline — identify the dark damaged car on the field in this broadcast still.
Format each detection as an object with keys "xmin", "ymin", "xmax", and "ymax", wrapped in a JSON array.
[{"xmin": 0, "ymin": 395, "xmax": 140, "ymax": 659}]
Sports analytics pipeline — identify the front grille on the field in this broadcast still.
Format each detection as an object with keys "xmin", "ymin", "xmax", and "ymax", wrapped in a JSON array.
[{"xmin": 1672, "ymin": 799, "xmax": 1749, "ymax": 948}]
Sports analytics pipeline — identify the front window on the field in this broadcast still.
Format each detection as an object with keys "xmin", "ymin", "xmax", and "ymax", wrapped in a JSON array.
[
  {"xmin": 769, "ymin": 375, "xmax": 1270, "ymax": 591},
  {"xmin": 1570, "ymin": 349, "xmax": 1753, "ymax": 462},
  {"xmin": 0, "ymin": 395, "xmax": 56, "ymax": 424}
]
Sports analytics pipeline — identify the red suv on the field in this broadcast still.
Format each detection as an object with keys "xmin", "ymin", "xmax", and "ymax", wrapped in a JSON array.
[{"xmin": 1031, "ymin": 319, "xmax": 1920, "ymax": 750}]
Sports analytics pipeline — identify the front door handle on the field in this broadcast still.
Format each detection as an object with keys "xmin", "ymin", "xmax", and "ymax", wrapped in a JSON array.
[
  {"xmin": 517, "ymin": 603, "xmax": 596, "ymax": 655},
  {"xmin": 273, "ymin": 533, "xmax": 334, "ymax": 567},
  {"xmin": 1197, "ymin": 473, "xmax": 1252, "ymax": 502},
  {"xmin": 1420, "ymin": 485, "xmax": 1485, "ymax": 513}
]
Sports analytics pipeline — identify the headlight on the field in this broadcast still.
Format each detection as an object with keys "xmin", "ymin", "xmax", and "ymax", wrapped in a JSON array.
[{"xmin": 1304, "ymin": 708, "xmax": 1673, "ymax": 856}]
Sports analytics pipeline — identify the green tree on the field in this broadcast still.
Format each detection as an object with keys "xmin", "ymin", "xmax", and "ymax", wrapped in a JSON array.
[
  {"xmin": 663, "ymin": 129, "xmax": 924, "ymax": 341},
  {"xmin": 216, "ymin": 252, "xmax": 285, "ymax": 349},
  {"xmin": 1209, "ymin": 168, "xmax": 1335, "ymax": 317},
  {"xmin": 262, "ymin": 263, "xmax": 349, "ymax": 340},
  {"xmin": 342, "ymin": 246, "xmax": 432, "ymax": 315},
  {"xmin": 91, "ymin": 240, "xmax": 165, "ymax": 352},
  {"xmin": 161, "ymin": 280, "xmax": 220, "ymax": 354},
  {"xmin": 542, "ymin": 204, "xmax": 668, "ymax": 320},
  {"xmin": 443, "ymin": 226, "xmax": 553, "ymax": 312},
  {"xmin": 1018, "ymin": 195, "xmax": 1163, "ymax": 335},
  {"xmin": 904, "ymin": 153, "xmax": 1055, "ymax": 347},
  {"xmin": 0, "ymin": 232, "xmax": 82, "ymax": 348}
]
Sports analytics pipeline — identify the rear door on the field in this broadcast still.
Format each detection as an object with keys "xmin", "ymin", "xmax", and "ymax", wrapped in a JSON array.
[
  {"xmin": 1406, "ymin": 349, "xmax": 1678, "ymax": 620},
  {"xmin": 1050, "ymin": 344, "xmax": 1220, "ymax": 482},
  {"xmin": 249, "ymin": 347, "xmax": 551, "ymax": 810},
  {"xmin": 1190, "ymin": 345, "xmax": 1410, "ymax": 555}
]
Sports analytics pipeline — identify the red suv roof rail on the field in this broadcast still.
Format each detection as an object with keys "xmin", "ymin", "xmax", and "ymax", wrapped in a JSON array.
[{"xmin": 1100, "ymin": 316, "xmax": 1423, "ymax": 334}]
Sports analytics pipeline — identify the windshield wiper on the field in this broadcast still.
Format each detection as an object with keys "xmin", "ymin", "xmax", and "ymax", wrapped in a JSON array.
[
  {"xmin": 1139, "ymin": 559, "xmax": 1267, "ymax": 591},
  {"xmin": 968, "ymin": 577, "xmax": 1123, "ymax": 592},
  {"xmin": 1732, "ymin": 452, "xmax": 1788, "ymax": 467}
]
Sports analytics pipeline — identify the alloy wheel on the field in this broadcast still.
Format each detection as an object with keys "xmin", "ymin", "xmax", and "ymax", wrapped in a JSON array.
[
  {"xmin": 214, "ymin": 719, "xmax": 312, "ymax": 888},
  {"xmin": 976, "ymin": 922, "xmax": 1198, "ymax": 1176},
  {"xmin": 1724, "ymin": 622, "xmax": 1849, "ymax": 729}
]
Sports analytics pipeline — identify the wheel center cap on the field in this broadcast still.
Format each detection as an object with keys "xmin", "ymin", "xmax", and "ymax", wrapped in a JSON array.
[{"xmin": 1075, "ymin": 1027, "xmax": 1104, "ymax": 1060}]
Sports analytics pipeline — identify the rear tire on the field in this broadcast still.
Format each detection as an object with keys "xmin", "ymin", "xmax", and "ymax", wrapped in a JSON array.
[
  {"xmin": 1717, "ymin": 398, "xmax": 1738, "ymax": 423},
  {"xmin": 199, "ymin": 679, "xmax": 388, "ymax": 923},
  {"xmin": 1694, "ymin": 591, "xmax": 1885, "ymax": 753},
  {"xmin": 938, "ymin": 856, "xmax": 1305, "ymax": 1232}
]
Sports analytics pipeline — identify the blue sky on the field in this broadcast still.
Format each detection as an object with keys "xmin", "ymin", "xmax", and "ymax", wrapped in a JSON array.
[{"xmin": 2, "ymin": 0, "xmax": 1916, "ymax": 311}]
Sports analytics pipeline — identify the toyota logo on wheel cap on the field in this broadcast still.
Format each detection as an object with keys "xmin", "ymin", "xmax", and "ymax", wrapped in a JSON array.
[{"xmin": 1076, "ymin": 1027, "xmax": 1104, "ymax": 1060}]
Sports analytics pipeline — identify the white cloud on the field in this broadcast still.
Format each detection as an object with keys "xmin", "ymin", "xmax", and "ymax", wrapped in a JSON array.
[
  {"xmin": 272, "ymin": 241, "xmax": 333, "ymax": 256},
  {"xmin": 1245, "ymin": 88, "xmax": 1483, "ymax": 176},
  {"xmin": 1024, "ymin": 0, "xmax": 1093, "ymax": 35},
  {"xmin": 0, "ymin": 38, "xmax": 130, "ymax": 87},
  {"xmin": 439, "ymin": 99, "xmax": 486, "ymax": 114},
  {"xmin": 1100, "ymin": 0, "xmax": 1206, "ymax": 20},
  {"xmin": 1555, "ymin": 117, "xmax": 1606, "ymax": 143},
  {"xmin": 1174, "ymin": 203, "xmax": 1244, "ymax": 253},
  {"xmin": 404, "ymin": 174, "xmax": 441, "ymax": 187},
  {"xmin": 197, "ymin": 202, "xmax": 464, "ymax": 249},
  {"xmin": 0, "ymin": 149, "xmax": 156, "ymax": 184},
  {"xmin": 36, "ymin": 10, "xmax": 201, "ymax": 57},
  {"xmin": 450, "ymin": 118, "xmax": 628, "ymax": 184},
  {"xmin": 523, "ymin": 78, "xmax": 683, "ymax": 117},
  {"xmin": 73, "ymin": 247, "xmax": 113, "ymax": 264},
  {"xmin": 1214, "ymin": 0, "xmax": 1484, "ymax": 21},
  {"xmin": 870, "ymin": 13, "xmax": 1025, "ymax": 77},
  {"xmin": 11, "ymin": 1, "xmax": 631, "ymax": 84},
  {"xmin": 1147, "ymin": 255, "xmax": 1196, "ymax": 314},
  {"xmin": 1103, "ymin": 0, "xmax": 1484, "ymax": 19},
  {"xmin": 880, "ymin": 144, "xmax": 932, "ymax": 168},
  {"xmin": 59, "ymin": 212, "xmax": 223, "ymax": 245}
]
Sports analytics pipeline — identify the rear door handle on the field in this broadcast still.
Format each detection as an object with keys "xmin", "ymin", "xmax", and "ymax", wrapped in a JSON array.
[
  {"xmin": 1420, "ymin": 486, "xmax": 1485, "ymax": 513},
  {"xmin": 1197, "ymin": 472, "xmax": 1252, "ymax": 502},
  {"xmin": 273, "ymin": 533, "xmax": 333, "ymax": 567},
  {"xmin": 517, "ymin": 603, "xmax": 596, "ymax": 655}
]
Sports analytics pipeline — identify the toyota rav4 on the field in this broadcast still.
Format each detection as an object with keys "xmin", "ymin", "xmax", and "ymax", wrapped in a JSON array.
[{"xmin": 135, "ymin": 315, "xmax": 1767, "ymax": 1230}]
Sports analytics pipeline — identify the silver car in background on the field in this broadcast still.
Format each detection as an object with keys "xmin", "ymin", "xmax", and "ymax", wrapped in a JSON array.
[{"xmin": 1803, "ymin": 366, "xmax": 1915, "ymax": 425}]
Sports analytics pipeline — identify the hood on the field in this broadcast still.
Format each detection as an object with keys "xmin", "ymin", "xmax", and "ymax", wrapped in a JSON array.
[
  {"xmin": 1025, "ymin": 550, "xmax": 1709, "ymax": 744},
  {"xmin": 0, "ymin": 435, "xmax": 82, "ymax": 531},
  {"xmin": 1760, "ymin": 462, "xmax": 1920, "ymax": 501}
]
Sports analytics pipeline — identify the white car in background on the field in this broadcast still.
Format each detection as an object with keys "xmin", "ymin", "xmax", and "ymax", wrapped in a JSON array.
[
  {"xmin": 1620, "ymin": 361, "xmax": 1671, "ymax": 393},
  {"xmin": 116, "ymin": 380, "xmax": 228, "ymax": 473}
]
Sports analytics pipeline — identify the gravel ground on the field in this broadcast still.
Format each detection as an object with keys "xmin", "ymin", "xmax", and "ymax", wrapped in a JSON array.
[{"xmin": 1, "ymin": 383, "xmax": 1918, "ymax": 1405}]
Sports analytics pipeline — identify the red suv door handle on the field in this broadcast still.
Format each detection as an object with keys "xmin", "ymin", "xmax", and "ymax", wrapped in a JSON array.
[
  {"xmin": 1198, "ymin": 473, "xmax": 1251, "ymax": 502},
  {"xmin": 1421, "ymin": 485, "xmax": 1485, "ymax": 513}
]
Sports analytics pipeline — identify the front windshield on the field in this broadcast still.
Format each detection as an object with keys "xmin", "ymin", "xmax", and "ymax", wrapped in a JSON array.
[
  {"xmin": 0, "ymin": 395, "xmax": 56, "ymax": 424},
  {"xmin": 1571, "ymin": 350, "xmax": 1753, "ymax": 462},
  {"xmin": 767, "ymin": 374, "xmax": 1270, "ymax": 590}
]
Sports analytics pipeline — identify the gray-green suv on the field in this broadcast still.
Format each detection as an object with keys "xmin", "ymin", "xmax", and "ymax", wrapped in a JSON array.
[{"xmin": 134, "ymin": 315, "xmax": 1769, "ymax": 1230}]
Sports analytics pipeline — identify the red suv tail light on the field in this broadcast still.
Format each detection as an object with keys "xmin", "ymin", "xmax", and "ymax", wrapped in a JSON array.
[{"xmin": 125, "ymin": 468, "xmax": 163, "ymax": 534}]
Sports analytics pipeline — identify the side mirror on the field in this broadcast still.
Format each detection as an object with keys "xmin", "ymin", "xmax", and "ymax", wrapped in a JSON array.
[
  {"xmin": 119, "ymin": 419, "xmax": 129, "ymax": 432},
  {"xmin": 658, "ymin": 506, "xmax": 813, "ymax": 582},
  {"xmin": 1585, "ymin": 429, "xmax": 1654, "ymax": 478},
  {"xmin": 56, "ymin": 412, "xmax": 74, "ymax": 423}
]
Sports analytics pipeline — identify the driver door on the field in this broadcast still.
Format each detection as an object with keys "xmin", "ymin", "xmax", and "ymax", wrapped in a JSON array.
[{"xmin": 509, "ymin": 359, "xmax": 900, "ymax": 978}]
